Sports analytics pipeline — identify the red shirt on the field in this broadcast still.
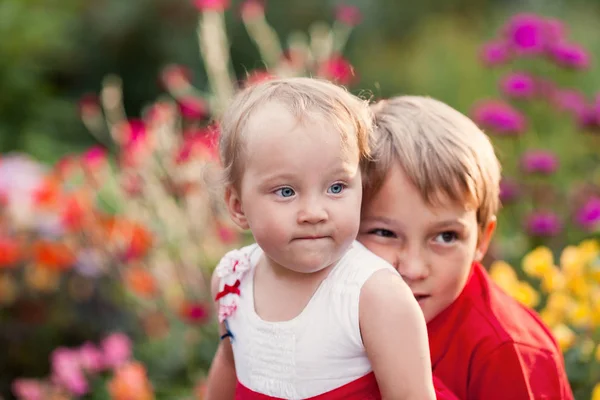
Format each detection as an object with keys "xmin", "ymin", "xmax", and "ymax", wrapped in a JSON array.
[{"xmin": 429, "ymin": 263, "xmax": 573, "ymax": 400}]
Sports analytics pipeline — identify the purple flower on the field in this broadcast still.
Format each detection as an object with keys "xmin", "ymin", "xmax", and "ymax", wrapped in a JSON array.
[
  {"xmin": 576, "ymin": 196, "xmax": 600, "ymax": 231},
  {"xmin": 520, "ymin": 150, "xmax": 559, "ymax": 175},
  {"xmin": 503, "ymin": 13, "xmax": 547, "ymax": 55},
  {"xmin": 500, "ymin": 72, "xmax": 536, "ymax": 99},
  {"xmin": 526, "ymin": 211, "xmax": 562, "ymax": 237},
  {"xmin": 472, "ymin": 100, "xmax": 527, "ymax": 135},
  {"xmin": 499, "ymin": 178, "xmax": 520, "ymax": 203},
  {"xmin": 548, "ymin": 42, "xmax": 590, "ymax": 69},
  {"xmin": 480, "ymin": 40, "xmax": 511, "ymax": 66},
  {"xmin": 552, "ymin": 88, "xmax": 587, "ymax": 116}
]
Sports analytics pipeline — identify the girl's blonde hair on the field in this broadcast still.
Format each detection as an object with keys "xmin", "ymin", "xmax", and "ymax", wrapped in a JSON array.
[
  {"xmin": 219, "ymin": 77, "xmax": 373, "ymax": 189},
  {"xmin": 365, "ymin": 96, "xmax": 501, "ymax": 231}
]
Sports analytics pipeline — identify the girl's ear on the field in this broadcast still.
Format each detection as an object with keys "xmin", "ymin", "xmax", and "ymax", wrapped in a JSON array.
[
  {"xmin": 225, "ymin": 185, "xmax": 249, "ymax": 230},
  {"xmin": 475, "ymin": 216, "xmax": 497, "ymax": 262}
]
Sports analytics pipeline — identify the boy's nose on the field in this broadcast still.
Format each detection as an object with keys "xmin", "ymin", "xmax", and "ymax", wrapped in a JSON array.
[{"xmin": 397, "ymin": 253, "xmax": 429, "ymax": 282}]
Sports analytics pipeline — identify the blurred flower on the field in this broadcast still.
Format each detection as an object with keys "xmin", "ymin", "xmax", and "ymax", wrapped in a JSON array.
[
  {"xmin": 178, "ymin": 96, "xmax": 209, "ymax": 120},
  {"xmin": 335, "ymin": 5, "xmax": 362, "ymax": 26},
  {"xmin": 552, "ymin": 88, "xmax": 587, "ymax": 115},
  {"xmin": 81, "ymin": 146, "xmax": 108, "ymax": 172},
  {"xmin": 503, "ymin": 13, "xmax": 546, "ymax": 55},
  {"xmin": 567, "ymin": 302, "xmax": 592, "ymax": 328},
  {"xmin": 243, "ymin": 70, "xmax": 275, "ymax": 87},
  {"xmin": 543, "ymin": 18, "xmax": 566, "ymax": 44},
  {"xmin": 0, "ymin": 236, "xmax": 21, "ymax": 267},
  {"xmin": 479, "ymin": 40, "xmax": 511, "ymax": 66},
  {"xmin": 575, "ymin": 196, "xmax": 600, "ymax": 231},
  {"xmin": 160, "ymin": 64, "xmax": 192, "ymax": 93},
  {"xmin": 317, "ymin": 55, "xmax": 355, "ymax": 85},
  {"xmin": 102, "ymin": 217, "xmax": 153, "ymax": 261},
  {"xmin": 499, "ymin": 177, "xmax": 520, "ymax": 203},
  {"xmin": 12, "ymin": 379, "xmax": 44, "ymax": 400},
  {"xmin": 525, "ymin": 211, "xmax": 562, "ymax": 237},
  {"xmin": 78, "ymin": 342, "xmax": 105, "ymax": 374},
  {"xmin": 520, "ymin": 150, "xmax": 559, "ymax": 175},
  {"xmin": 25, "ymin": 264, "xmax": 61, "ymax": 293},
  {"xmin": 33, "ymin": 241, "xmax": 76, "ymax": 271},
  {"xmin": 522, "ymin": 246, "xmax": 554, "ymax": 278},
  {"xmin": 75, "ymin": 248, "xmax": 105, "ymax": 278},
  {"xmin": 0, "ymin": 274, "xmax": 18, "ymax": 305},
  {"xmin": 540, "ymin": 266, "xmax": 566, "ymax": 292},
  {"xmin": 547, "ymin": 42, "xmax": 590, "ymax": 70},
  {"xmin": 217, "ymin": 222, "xmax": 239, "ymax": 244},
  {"xmin": 240, "ymin": 0, "xmax": 265, "ymax": 21},
  {"xmin": 51, "ymin": 347, "xmax": 89, "ymax": 396},
  {"xmin": 552, "ymin": 323, "xmax": 576, "ymax": 351},
  {"xmin": 101, "ymin": 333, "xmax": 132, "ymax": 369},
  {"xmin": 561, "ymin": 245, "xmax": 586, "ymax": 279},
  {"xmin": 193, "ymin": 0, "xmax": 229, "ymax": 12},
  {"xmin": 500, "ymin": 72, "xmax": 536, "ymax": 99},
  {"xmin": 593, "ymin": 383, "xmax": 600, "ymax": 400},
  {"xmin": 472, "ymin": 100, "xmax": 526, "ymax": 135},
  {"xmin": 176, "ymin": 128, "xmax": 220, "ymax": 163},
  {"xmin": 78, "ymin": 94, "xmax": 101, "ymax": 120},
  {"xmin": 108, "ymin": 361, "xmax": 154, "ymax": 400},
  {"xmin": 124, "ymin": 265, "xmax": 158, "ymax": 299},
  {"xmin": 489, "ymin": 260, "xmax": 518, "ymax": 292},
  {"xmin": 513, "ymin": 281, "xmax": 540, "ymax": 308},
  {"xmin": 179, "ymin": 301, "xmax": 210, "ymax": 324}
]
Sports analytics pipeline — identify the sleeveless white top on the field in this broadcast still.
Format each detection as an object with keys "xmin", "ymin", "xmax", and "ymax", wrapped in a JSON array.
[{"xmin": 215, "ymin": 240, "xmax": 398, "ymax": 399}]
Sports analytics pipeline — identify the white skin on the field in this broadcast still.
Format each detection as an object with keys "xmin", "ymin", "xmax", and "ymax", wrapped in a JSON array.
[
  {"xmin": 206, "ymin": 102, "xmax": 435, "ymax": 399},
  {"xmin": 358, "ymin": 160, "xmax": 496, "ymax": 323}
]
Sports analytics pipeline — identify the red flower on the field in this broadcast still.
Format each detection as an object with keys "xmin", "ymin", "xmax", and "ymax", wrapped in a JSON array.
[
  {"xmin": 179, "ymin": 301, "xmax": 210, "ymax": 324},
  {"xmin": 176, "ymin": 127, "xmax": 220, "ymax": 163},
  {"xmin": 0, "ymin": 236, "xmax": 21, "ymax": 267},
  {"xmin": 33, "ymin": 240, "xmax": 76, "ymax": 271},
  {"xmin": 178, "ymin": 96, "xmax": 209, "ymax": 120},
  {"xmin": 81, "ymin": 146, "xmax": 108, "ymax": 171},
  {"xmin": 318, "ymin": 55, "xmax": 356, "ymax": 85},
  {"xmin": 193, "ymin": 0, "xmax": 230, "ymax": 12}
]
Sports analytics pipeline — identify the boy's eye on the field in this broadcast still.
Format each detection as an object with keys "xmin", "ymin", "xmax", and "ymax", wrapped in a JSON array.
[
  {"xmin": 275, "ymin": 187, "xmax": 295, "ymax": 198},
  {"xmin": 434, "ymin": 231, "xmax": 458, "ymax": 244},
  {"xmin": 368, "ymin": 228, "xmax": 396, "ymax": 238},
  {"xmin": 328, "ymin": 183, "xmax": 345, "ymax": 194}
]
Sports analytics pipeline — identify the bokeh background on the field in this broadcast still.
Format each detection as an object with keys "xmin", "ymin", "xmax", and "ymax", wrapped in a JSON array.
[{"xmin": 1, "ymin": 0, "xmax": 599, "ymax": 399}]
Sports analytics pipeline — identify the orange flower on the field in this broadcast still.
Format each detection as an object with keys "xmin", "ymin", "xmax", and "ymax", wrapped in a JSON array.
[
  {"xmin": 0, "ymin": 236, "xmax": 21, "ymax": 267},
  {"xmin": 33, "ymin": 240, "xmax": 76, "ymax": 271},
  {"xmin": 61, "ymin": 191, "xmax": 93, "ymax": 231},
  {"xmin": 124, "ymin": 265, "xmax": 158, "ymax": 298},
  {"xmin": 33, "ymin": 177, "xmax": 62, "ymax": 209},
  {"xmin": 102, "ymin": 218, "xmax": 153, "ymax": 261},
  {"xmin": 108, "ymin": 361, "xmax": 154, "ymax": 400}
]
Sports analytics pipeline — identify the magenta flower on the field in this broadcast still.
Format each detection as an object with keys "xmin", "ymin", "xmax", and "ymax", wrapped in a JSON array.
[
  {"xmin": 548, "ymin": 42, "xmax": 590, "ymax": 69},
  {"xmin": 78, "ymin": 341, "xmax": 105, "ymax": 373},
  {"xmin": 317, "ymin": 55, "xmax": 355, "ymax": 85},
  {"xmin": 192, "ymin": 0, "xmax": 229, "ymax": 12},
  {"xmin": 552, "ymin": 88, "xmax": 587, "ymax": 115},
  {"xmin": 335, "ymin": 5, "xmax": 362, "ymax": 26},
  {"xmin": 101, "ymin": 332, "xmax": 132, "ymax": 369},
  {"xmin": 480, "ymin": 40, "xmax": 511, "ymax": 66},
  {"xmin": 499, "ymin": 178, "xmax": 520, "ymax": 204},
  {"xmin": 178, "ymin": 96, "xmax": 209, "ymax": 120},
  {"xmin": 500, "ymin": 72, "xmax": 536, "ymax": 99},
  {"xmin": 471, "ymin": 100, "xmax": 527, "ymax": 135},
  {"xmin": 12, "ymin": 379, "xmax": 44, "ymax": 400},
  {"xmin": 544, "ymin": 18, "xmax": 566, "ymax": 44},
  {"xmin": 81, "ymin": 145, "xmax": 108, "ymax": 171},
  {"xmin": 576, "ymin": 196, "xmax": 600, "ymax": 231},
  {"xmin": 503, "ymin": 13, "xmax": 547, "ymax": 55},
  {"xmin": 520, "ymin": 150, "xmax": 559, "ymax": 175},
  {"xmin": 526, "ymin": 211, "xmax": 562, "ymax": 237}
]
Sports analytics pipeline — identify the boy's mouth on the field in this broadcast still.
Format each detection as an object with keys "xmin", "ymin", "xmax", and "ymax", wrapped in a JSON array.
[{"xmin": 414, "ymin": 294, "xmax": 430, "ymax": 303}]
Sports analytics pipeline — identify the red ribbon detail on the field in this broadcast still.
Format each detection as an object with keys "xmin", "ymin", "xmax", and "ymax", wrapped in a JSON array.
[{"xmin": 215, "ymin": 279, "xmax": 241, "ymax": 301}]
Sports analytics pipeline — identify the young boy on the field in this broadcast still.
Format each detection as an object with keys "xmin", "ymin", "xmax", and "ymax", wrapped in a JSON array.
[{"xmin": 358, "ymin": 96, "xmax": 574, "ymax": 399}]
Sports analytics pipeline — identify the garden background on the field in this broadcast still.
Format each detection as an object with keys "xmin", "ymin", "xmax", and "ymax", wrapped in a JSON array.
[{"xmin": 1, "ymin": 0, "xmax": 599, "ymax": 399}]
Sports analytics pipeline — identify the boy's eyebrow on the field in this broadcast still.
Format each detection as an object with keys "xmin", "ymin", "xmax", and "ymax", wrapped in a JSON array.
[
  {"xmin": 430, "ymin": 219, "xmax": 469, "ymax": 229},
  {"xmin": 361, "ymin": 215, "xmax": 397, "ymax": 225}
]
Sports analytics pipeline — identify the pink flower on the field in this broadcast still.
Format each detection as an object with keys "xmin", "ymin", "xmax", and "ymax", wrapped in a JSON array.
[
  {"xmin": 175, "ymin": 127, "xmax": 219, "ymax": 163},
  {"xmin": 500, "ymin": 72, "xmax": 536, "ymax": 99},
  {"xmin": 193, "ymin": 0, "xmax": 229, "ymax": 12},
  {"xmin": 547, "ymin": 42, "xmax": 590, "ymax": 69},
  {"xmin": 12, "ymin": 379, "xmax": 44, "ymax": 400},
  {"xmin": 576, "ymin": 196, "xmax": 600, "ymax": 231},
  {"xmin": 552, "ymin": 88, "xmax": 587, "ymax": 115},
  {"xmin": 520, "ymin": 150, "xmax": 559, "ymax": 175},
  {"xmin": 335, "ymin": 5, "xmax": 362, "ymax": 26},
  {"xmin": 544, "ymin": 18, "xmax": 566, "ymax": 44},
  {"xmin": 81, "ymin": 146, "xmax": 108, "ymax": 170},
  {"xmin": 240, "ymin": 0, "xmax": 265, "ymax": 21},
  {"xmin": 480, "ymin": 40, "xmax": 511, "ymax": 66},
  {"xmin": 179, "ymin": 301, "xmax": 210, "ymax": 324},
  {"xmin": 499, "ymin": 178, "xmax": 520, "ymax": 204},
  {"xmin": 471, "ymin": 100, "xmax": 527, "ymax": 135},
  {"xmin": 317, "ymin": 55, "xmax": 355, "ymax": 86},
  {"xmin": 526, "ymin": 211, "xmax": 562, "ymax": 237},
  {"xmin": 503, "ymin": 13, "xmax": 546, "ymax": 55},
  {"xmin": 101, "ymin": 333, "xmax": 132, "ymax": 369},
  {"xmin": 178, "ymin": 96, "xmax": 209, "ymax": 120},
  {"xmin": 78, "ymin": 341, "xmax": 105, "ymax": 373},
  {"xmin": 51, "ymin": 347, "xmax": 89, "ymax": 396},
  {"xmin": 160, "ymin": 64, "xmax": 192, "ymax": 92}
]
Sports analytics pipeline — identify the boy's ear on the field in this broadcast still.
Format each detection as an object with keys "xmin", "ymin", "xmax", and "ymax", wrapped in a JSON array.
[
  {"xmin": 225, "ymin": 185, "xmax": 249, "ymax": 230},
  {"xmin": 475, "ymin": 216, "xmax": 497, "ymax": 262}
]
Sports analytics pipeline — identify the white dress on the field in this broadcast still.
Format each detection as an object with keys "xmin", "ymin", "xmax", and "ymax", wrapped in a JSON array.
[{"xmin": 214, "ymin": 240, "xmax": 398, "ymax": 399}]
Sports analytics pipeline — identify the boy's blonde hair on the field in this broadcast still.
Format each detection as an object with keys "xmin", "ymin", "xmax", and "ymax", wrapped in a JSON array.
[
  {"xmin": 219, "ymin": 77, "xmax": 373, "ymax": 189},
  {"xmin": 365, "ymin": 96, "xmax": 501, "ymax": 231}
]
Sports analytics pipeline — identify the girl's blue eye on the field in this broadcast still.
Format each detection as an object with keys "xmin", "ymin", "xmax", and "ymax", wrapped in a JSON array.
[
  {"xmin": 328, "ymin": 183, "xmax": 345, "ymax": 194},
  {"xmin": 275, "ymin": 187, "xmax": 295, "ymax": 197}
]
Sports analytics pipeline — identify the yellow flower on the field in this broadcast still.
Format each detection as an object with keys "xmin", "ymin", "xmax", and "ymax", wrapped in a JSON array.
[
  {"xmin": 579, "ymin": 338, "xmax": 595, "ymax": 361},
  {"xmin": 489, "ymin": 260, "xmax": 518, "ymax": 292},
  {"xmin": 560, "ymin": 246, "xmax": 585, "ymax": 278},
  {"xmin": 539, "ymin": 309, "xmax": 561, "ymax": 328},
  {"xmin": 552, "ymin": 324, "xmax": 576, "ymax": 352},
  {"xmin": 592, "ymin": 382, "xmax": 600, "ymax": 400},
  {"xmin": 567, "ymin": 301, "xmax": 592, "ymax": 328},
  {"xmin": 512, "ymin": 281, "xmax": 540, "ymax": 308},
  {"xmin": 595, "ymin": 344, "xmax": 600, "ymax": 362},
  {"xmin": 545, "ymin": 292, "xmax": 573, "ymax": 314},
  {"xmin": 522, "ymin": 247, "xmax": 554, "ymax": 278},
  {"xmin": 567, "ymin": 275, "xmax": 591, "ymax": 299},
  {"xmin": 578, "ymin": 239, "xmax": 599, "ymax": 264},
  {"xmin": 0, "ymin": 273, "xmax": 18, "ymax": 305},
  {"xmin": 540, "ymin": 266, "xmax": 566, "ymax": 293},
  {"xmin": 24, "ymin": 264, "xmax": 60, "ymax": 293}
]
